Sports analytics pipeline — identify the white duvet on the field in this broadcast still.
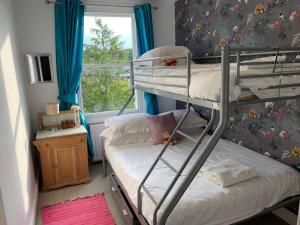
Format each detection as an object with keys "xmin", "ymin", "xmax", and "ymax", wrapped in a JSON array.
[
  {"xmin": 134, "ymin": 62, "xmax": 300, "ymax": 102},
  {"xmin": 105, "ymin": 135, "xmax": 300, "ymax": 225}
]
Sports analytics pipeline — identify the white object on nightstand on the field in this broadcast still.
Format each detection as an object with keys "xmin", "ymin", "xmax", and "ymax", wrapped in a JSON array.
[{"xmin": 36, "ymin": 125, "xmax": 87, "ymax": 140}]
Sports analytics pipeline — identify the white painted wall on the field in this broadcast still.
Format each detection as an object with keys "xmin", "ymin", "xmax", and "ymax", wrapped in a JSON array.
[
  {"xmin": 0, "ymin": 189, "xmax": 7, "ymax": 225},
  {"xmin": 0, "ymin": 0, "xmax": 38, "ymax": 224},
  {"xmin": 151, "ymin": 0, "xmax": 177, "ymax": 112},
  {"xmin": 8, "ymin": 0, "xmax": 178, "ymax": 168},
  {"xmin": 151, "ymin": 0, "xmax": 176, "ymax": 47},
  {"xmin": 12, "ymin": 0, "xmax": 154, "ymax": 130},
  {"xmin": 14, "ymin": 0, "xmax": 58, "ymax": 131}
]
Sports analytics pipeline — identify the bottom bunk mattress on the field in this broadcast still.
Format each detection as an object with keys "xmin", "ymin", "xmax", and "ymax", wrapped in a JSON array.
[{"xmin": 105, "ymin": 136, "xmax": 300, "ymax": 225}]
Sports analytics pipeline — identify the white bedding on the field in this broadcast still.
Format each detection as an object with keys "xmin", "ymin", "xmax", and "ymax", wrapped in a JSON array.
[
  {"xmin": 134, "ymin": 63, "xmax": 300, "ymax": 102},
  {"xmin": 105, "ymin": 135, "xmax": 300, "ymax": 225}
]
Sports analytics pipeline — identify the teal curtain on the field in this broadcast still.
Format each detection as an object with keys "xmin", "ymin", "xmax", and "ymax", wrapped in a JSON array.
[
  {"xmin": 55, "ymin": 0, "xmax": 94, "ymax": 157},
  {"xmin": 134, "ymin": 3, "xmax": 159, "ymax": 115}
]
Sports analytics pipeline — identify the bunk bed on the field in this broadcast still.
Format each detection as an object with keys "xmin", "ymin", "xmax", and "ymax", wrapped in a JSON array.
[{"xmin": 102, "ymin": 46, "xmax": 300, "ymax": 225}]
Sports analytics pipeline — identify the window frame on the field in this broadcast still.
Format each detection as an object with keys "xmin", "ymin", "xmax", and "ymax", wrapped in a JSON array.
[{"xmin": 79, "ymin": 11, "xmax": 145, "ymax": 124}]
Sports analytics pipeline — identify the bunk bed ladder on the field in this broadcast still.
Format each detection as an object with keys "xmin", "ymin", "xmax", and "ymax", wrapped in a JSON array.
[
  {"xmin": 137, "ymin": 46, "xmax": 230, "ymax": 225},
  {"xmin": 137, "ymin": 103, "xmax": 198, "ymax": 206},
  {"xmin": 136, "ymin": 109, "xmax": 221, "ymax": 223},
  {"xmin": 138, "ymin": 107, "xmax": 217, "ymax": 211},
  {"xmin": 156, "ymin": 45, "xmax": 230, "ymax": 225},
  {"xmin": 136, "ymin": 52, "xmax": 193, "ymax": 212},
  {"xmin": 152, "ymin": 108, "xmax": 217, "ymax": 224},
  {"xmin": 117, "ymin": 47, "xmax": 230, "ymax": 225}
]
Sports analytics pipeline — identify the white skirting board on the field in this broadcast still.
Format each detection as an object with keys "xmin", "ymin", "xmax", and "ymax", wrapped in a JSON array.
[{"xmin": 89, "ymin": 123, "xmax": 106, "ymax": 161}]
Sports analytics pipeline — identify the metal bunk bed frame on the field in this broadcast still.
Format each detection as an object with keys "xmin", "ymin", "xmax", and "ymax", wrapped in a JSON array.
[{"xmin": 103, "ymin": 45, "xmax": 300, "ymax": 225}]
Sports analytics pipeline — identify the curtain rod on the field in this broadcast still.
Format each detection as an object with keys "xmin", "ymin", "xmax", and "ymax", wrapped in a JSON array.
[{"xmin": 45, "ymin": 0, "xmax": 158, "ymax": 10}]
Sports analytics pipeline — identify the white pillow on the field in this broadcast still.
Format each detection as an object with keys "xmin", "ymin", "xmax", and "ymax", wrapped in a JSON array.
[
  {"xmin": 101, "ymin": 110, "xmax": 206, "ymax": 146},
  {"xmin": 100, "ymin": 128, "xmax": 151, "ymax": 146},
  {"xmin": 104, "ymin": 113, "xmax": 150, "ymax": 133},
  {"xmin": 138, "ymin": 46, "xmax": 192, "ymax": 67},
  {"xmin": 162, "ymin": 110, "xmax": 207, "ymax": 130}
]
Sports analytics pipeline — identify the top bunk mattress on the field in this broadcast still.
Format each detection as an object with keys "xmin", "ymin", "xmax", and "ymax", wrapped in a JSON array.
[
  {"xmin": 105, "ymin": 135, "xmax": 300, "ymax": 225},
  {"xmin": 134, "ymin": 62, "xmax": 300, "ymax": 102}
]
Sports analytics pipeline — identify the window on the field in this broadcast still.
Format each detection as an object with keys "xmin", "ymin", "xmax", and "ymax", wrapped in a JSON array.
[{"xmin": 80, "ymin": 15, "xmax": 139, "ymax": 116}]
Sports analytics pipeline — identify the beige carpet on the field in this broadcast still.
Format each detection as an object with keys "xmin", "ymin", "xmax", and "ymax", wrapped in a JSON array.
[
  {"xmin": 36, "ymin": 163, "xmax": 125, "ymax": 225},
  {"xmin": 36, "ymin": 163, "xmax": 289, "ymax": 225}
]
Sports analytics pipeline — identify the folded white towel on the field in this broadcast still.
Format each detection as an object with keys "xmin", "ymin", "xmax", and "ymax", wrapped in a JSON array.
[{"xmin": 201, "ymin": 159, "xmax": 256, "ymax": 187}]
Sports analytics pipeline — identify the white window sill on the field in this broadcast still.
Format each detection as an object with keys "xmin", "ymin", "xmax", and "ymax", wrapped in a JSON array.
[{"xmin": 85, "ymin": 108, "xmax": 140, "ymax": 125}]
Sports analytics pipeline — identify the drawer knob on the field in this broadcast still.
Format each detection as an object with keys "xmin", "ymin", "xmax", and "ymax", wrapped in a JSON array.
[
  {"xmin": 122, "ymin": 209, "xmax": 128, "ymax": 216},
  {"xmin": 111, "ymin": 186, "xmax": 117, "ymax": 192}
]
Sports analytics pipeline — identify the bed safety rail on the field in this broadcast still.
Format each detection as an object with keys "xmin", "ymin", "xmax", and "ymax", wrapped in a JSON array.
[
  {"xmin": 115, "ymin": 46, "xmax": 300, "ymax": 225},
  {"xmin": 131, "ymin": 46, "xmax": 300, "ymax": 111}
]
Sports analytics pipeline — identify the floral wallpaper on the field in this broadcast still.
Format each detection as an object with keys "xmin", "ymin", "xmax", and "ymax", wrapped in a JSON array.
[
  {"xmin": 192, "ymin": 100, "xmax": 300, "ymax": 169},
  {"xmin": 175, "ymin": 0, "xmax": 300, "ymax": 57},
  {"xmin": 175, "ymin": 0, "xmax": 300, "ymax": 169},
  {"xmin": 225, "ymin": 100, "xmax": 300, "ymax": 168}
]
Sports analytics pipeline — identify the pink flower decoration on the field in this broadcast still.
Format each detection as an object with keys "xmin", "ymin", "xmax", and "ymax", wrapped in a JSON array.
[
  {"xmin": 231, "ymin": 4, "xmax": 240, "ymax": 11},
  {"xmin": 279, "ymin": 130, "xmax": 289, "ymax": 138},
  {"xmin": 261, "ymin": 130, "xmax": 273, "ymax": 138},
  {"xmin": 272, "ymin": 107, "xmax": 284, "ymax": 119},
  {"xmin": 289, "ymin": 11, "xmax": 300, "ymax": 22},
  {"xmin": 270, "ymin": 21, "xmax": 282, "ymax": 29},
  {"xmin": 238, "ymin": 140, "xmax": 245, "ymax": 147}
]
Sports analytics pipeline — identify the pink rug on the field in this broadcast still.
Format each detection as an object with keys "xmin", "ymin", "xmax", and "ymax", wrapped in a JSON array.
[{"xmin": 42, "ymin": 193, "xmax": 116, "ymax": 225}]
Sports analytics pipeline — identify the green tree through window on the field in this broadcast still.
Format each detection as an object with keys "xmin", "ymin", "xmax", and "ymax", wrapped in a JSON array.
[{"xmin": 81, "ymin": 17, "xmax": 135, "ymax": 113}]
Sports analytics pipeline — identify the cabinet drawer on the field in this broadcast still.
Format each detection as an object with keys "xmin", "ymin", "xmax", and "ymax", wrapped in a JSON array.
[
  {"xmin": 109, "ymin": 174, "xmax": 136, "ymax": 225},
  {"xmin": 42, "ymin": 134, "xmax": 86, "ymax": 147}
]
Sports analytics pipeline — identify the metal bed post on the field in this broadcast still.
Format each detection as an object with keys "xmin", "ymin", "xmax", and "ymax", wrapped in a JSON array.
[
  {"xmin": 272, "ymin": 48, "xmax": 280, "ymax": 73},
  {"xmin": 157, "ymin": 45, "xmax": 231, "ymax": 225},
  {"xmin": 187, "ymin": 52, "xmax": 191, "ymax": 97},
  {"xmin": 236, "ymin": 51, "xmax": 241, "ymax": 85},
  {"xmin": 102, "ymin": 136, "xmax": 107, "ymax": 177}
]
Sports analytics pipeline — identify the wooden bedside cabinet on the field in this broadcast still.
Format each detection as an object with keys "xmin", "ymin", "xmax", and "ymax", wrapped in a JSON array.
[{"xmin": 33, "ymin": 126, "xmax": 90, "ymax": 191}]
